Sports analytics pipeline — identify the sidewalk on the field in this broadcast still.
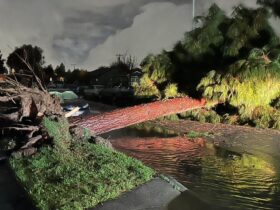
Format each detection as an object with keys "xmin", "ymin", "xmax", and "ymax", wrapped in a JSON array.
[{"xmin": 92, "ymin": 177, "xmax": 214, "ymax": 210}]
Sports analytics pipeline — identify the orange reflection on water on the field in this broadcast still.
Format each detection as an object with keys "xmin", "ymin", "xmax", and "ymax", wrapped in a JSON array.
[
  {"xmin": 111, "ymin": 136, "xmax": 206, "ymax": 181},
  {"xmin": 111, "ymin": 136, "xmax": 205, "ymax": 153}
]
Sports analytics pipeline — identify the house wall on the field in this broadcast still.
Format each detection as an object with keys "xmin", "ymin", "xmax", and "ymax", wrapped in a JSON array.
[{"xmin": 92, "ymin": 68, "xmax": 130, "ymax": 87}]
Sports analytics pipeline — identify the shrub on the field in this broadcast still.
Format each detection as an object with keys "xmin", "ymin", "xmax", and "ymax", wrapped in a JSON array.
[
  {"xmin": 134, "ymin": 74, "xmax": 161, "ymax": 99},
  {"xmin": 164, "ymin": 83, "xmax": 179, "ymax": 99}
]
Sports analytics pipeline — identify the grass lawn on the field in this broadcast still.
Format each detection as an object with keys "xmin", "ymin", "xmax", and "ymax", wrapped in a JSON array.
[{"xmin": 10, "ymin": 118, "xmax": 155, "ymax": 210}]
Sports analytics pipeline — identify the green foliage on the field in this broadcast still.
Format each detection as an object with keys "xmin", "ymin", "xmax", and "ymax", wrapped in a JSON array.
[
  {"xmin": 179, "ymin": 109, "xmax": 221, "ymax": 124},
  {"xmin": 251, "ymin": 106, "xmax": 280, "ymax": 129},
  {"xmin": 131, "ymin": 123, "xmax": 178, "ymax": 137},
  {"xmin": 134, "ymin": 74, "xmax": 161, "ymax": 98},
  {"xmin": 183, "ymin": 4, "xmax": 226, "ymax": 59},
  {"xmin": 183, "ymin": 4, "xmax": 277, "ymax": 59},
  {"xmin": 141, "ymin": 52, "xmax": 174, "ymax": 84},
  {"xmin": 10, "ymin": 118, "xmax": 155, "ymax": 210},
  {"xmin": 224, "ymin": 7, "xmax": 271, "ymax": 57},
  {"xmin": 42, "ymin": 117, "xmax": 72, "ymax": 155},
  {"xmin": 222, "ymin": 114, "xmax": 240, "ymax": 125},
  {"xmin": 198, "ymin": 48, "xmax": 280, "ymax": 118},
  {"xmin": 134, "ymin": 52, "xmax": 175, "ymax": 99},
  {"xmin": 186, "ymin": 131, "xmax": 213, "ymax": 139},
  {"xmin": 197, "ymin": 45, "xmax": 280, "ymax": 128},
  {"xmin": 161, "ymin": 114, "xmax": 180, "ymax": 121},
  {"xmin": 164, "ymin": 83, "xmax": 179, "ymax": 99}
]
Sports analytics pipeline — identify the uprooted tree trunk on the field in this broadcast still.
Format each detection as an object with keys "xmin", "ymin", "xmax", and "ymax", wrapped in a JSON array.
[
  {"xmin": 0, "ymin": 79, "xmax": 62, "ymax": 121},
  {"xmin": 73, "ymin": 97, "xmax": 207, "ymax": 135},
  {"xmin": 0, "ymin": 75, "xmax": 63, "ymax": 156}
]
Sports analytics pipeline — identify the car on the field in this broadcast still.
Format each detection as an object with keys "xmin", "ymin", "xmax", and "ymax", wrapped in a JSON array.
[{"xmin": 62, "ymin": 99, "xmax": 90, "ymax": 117}]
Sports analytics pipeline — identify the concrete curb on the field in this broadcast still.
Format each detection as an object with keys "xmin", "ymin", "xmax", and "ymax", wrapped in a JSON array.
[{"xmin": 91, "ymin": 176, "xmax": 212, "ymax": 210}]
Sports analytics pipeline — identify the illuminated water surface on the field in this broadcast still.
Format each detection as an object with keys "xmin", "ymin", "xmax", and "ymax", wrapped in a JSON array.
[{"xmin": 105, "ymin": 127, "xmax": 280, "ymax": 210}]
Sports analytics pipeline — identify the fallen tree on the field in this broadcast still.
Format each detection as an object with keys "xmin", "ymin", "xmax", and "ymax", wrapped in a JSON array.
[
  {"xmin": 73, "ymin": 97, "xmax": 207, "ymax": 135},
  {"xmin": 1, "ymin": 68, "xmax": 209, "ymax": 155}
]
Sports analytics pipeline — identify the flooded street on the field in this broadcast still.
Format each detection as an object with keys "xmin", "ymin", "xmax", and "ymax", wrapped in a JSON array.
[{"xmin": 104, "ymin": 126, "xmax": 280, "ymax": 210}]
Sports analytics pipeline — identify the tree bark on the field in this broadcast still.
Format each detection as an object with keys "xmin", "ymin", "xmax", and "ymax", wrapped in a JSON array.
[{"xmin": 73, "ymin": 97, "xmax": 207, "ymax": 135}]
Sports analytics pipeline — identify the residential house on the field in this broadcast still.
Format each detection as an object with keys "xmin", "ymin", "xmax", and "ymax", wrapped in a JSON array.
[{"xmin": 89, "ymin": 66, "xmax": 142, "ymax": 87}]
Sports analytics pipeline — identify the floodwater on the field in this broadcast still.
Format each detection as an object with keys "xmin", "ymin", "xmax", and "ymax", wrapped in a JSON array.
[{"xmin": 104, "ymin": 126, "xmax": 280, "ymax": 210}]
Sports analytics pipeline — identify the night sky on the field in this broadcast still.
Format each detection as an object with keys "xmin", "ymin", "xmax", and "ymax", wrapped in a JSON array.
[{"xmin": 0, "ymin": 0, "xmax": 278, "ymax": 70}]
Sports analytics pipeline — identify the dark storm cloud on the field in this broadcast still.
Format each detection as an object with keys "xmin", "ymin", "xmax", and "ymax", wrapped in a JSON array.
[
  {"xmin": 50, "ymin": 0, "xmax": 262, "ymax": 66},
  {"xmin": 53, "ymin": 0, "xmax": 193, "ymax": 64},
  {"xmin": 1, "ymin": 0, "xmax": 278, "ymax": 70}
]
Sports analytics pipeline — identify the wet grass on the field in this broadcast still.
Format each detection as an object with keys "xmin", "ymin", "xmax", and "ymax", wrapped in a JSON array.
[{"xmin": 10, "ymin": 118, "xmax": 155, "ymax": 210}]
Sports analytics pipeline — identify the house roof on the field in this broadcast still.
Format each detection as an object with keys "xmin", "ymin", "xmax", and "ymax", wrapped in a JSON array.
[{"xmin": 90, "ymin": 66, "xmax": 128, "ymax": 77}]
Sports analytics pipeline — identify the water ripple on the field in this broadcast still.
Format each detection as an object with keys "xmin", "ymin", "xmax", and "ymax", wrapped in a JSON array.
[{"xmin": 110, "ymin": 136, "xmax": 280, "ymax": 210}]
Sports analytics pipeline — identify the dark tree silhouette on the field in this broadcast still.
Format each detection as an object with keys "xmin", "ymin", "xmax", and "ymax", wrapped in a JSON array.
[
  {"xmin": 111, "ymin": 53, "xmax": 137, "ymax": 71},
  {"xmin": 7, "ymin": 44, "xmax": 45, "ymax": 79},
  {"xmin": 55, "ymin": 63, "xmax": 66, "ymax": 78},
  {"xmin": 64, "ymin": 69, "xmax": 90, "ymax": 84},
  {"xmin": 44, "ymin": 64, "xmax": 55, "ymax": 83},
  {"xmin": 258, "ymin": 0, "xmax": 280, "ymax": 17},
  {"xmin": 0, "ymin": 51, "xmax": 7, "ymax": 74}
]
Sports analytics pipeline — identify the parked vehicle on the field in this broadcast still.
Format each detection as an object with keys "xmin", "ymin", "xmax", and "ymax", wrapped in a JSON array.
[
  {"xmin": 49, "ymin": 90, "xmax": 90, "ymax": 116},
  {"xmin": 49, "ymin": 90, "xmax": 78, "ymax": 102},
  {"xmin": 63, "ymin": 100, "xmax": 90, "ymax": 117}
]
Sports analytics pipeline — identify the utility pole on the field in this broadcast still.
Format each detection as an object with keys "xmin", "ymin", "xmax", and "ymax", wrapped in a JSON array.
[{"xmin": 192, "ymin": 0, "xmax": 196, "ymax": 29}]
